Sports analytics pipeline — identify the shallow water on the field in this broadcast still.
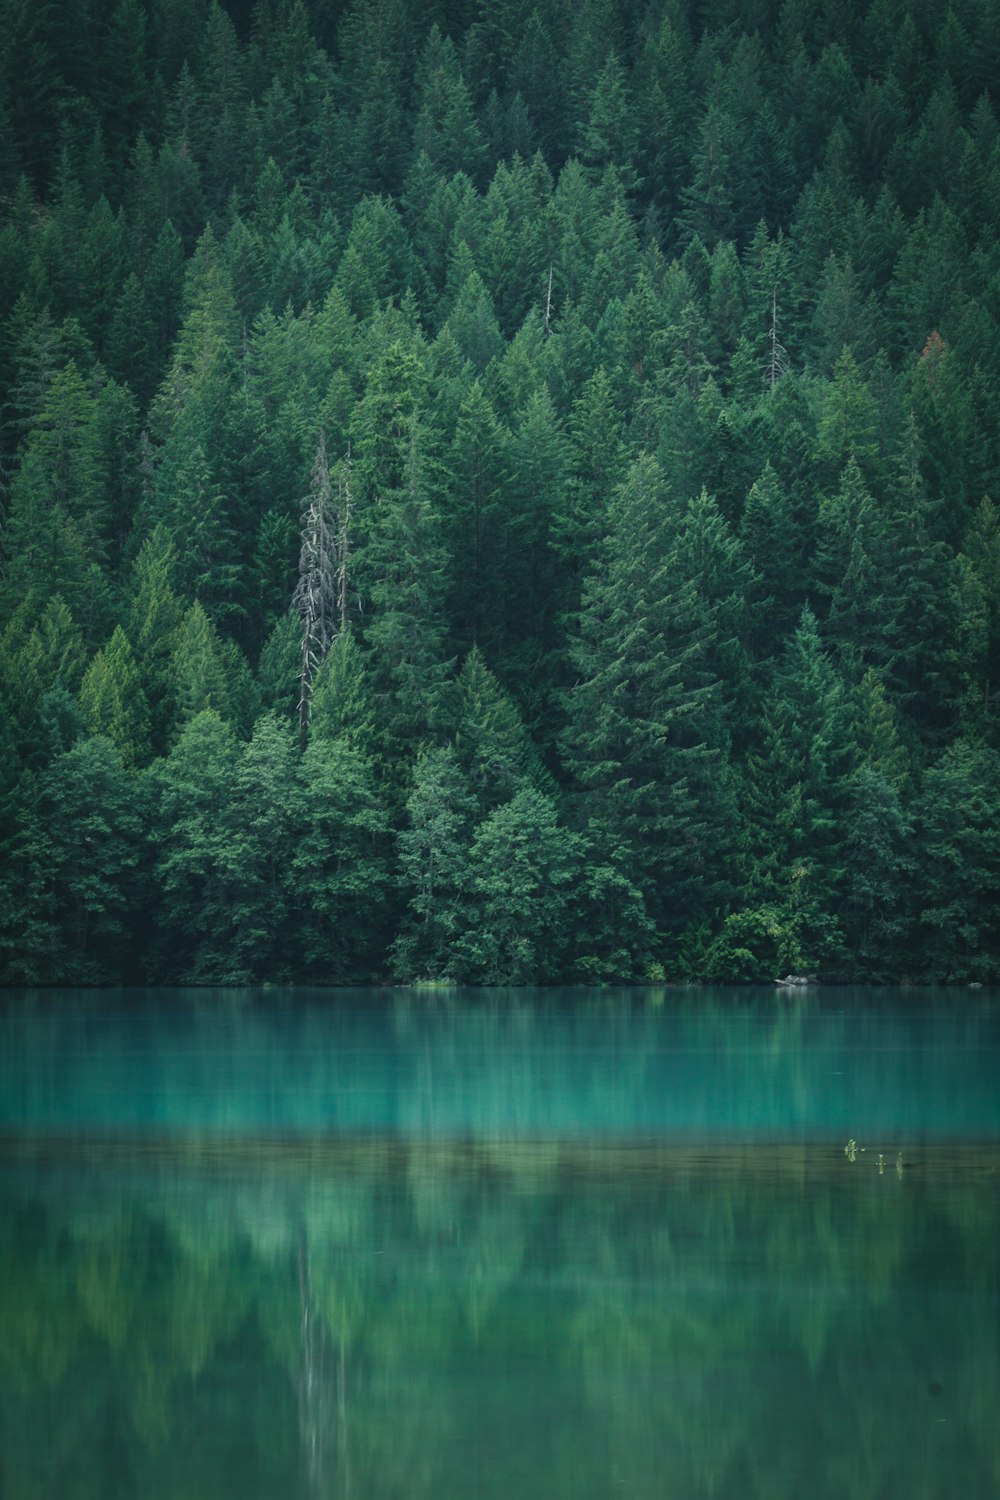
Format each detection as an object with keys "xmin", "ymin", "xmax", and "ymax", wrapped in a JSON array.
[{"xmin": 1, "ymin": 987, "xmax": 998, "ymax": 1498}]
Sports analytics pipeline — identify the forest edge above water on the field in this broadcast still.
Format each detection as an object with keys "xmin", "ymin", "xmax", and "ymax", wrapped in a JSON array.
[{"xmin": 1, "ymin": 0, "xmax": 999, "ymax": 989}]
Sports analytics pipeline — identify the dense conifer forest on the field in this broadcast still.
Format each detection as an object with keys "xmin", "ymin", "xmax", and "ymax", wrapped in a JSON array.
[{"xmin": 0, "ymin": 0, "xmax": 998, "ymax": 985}]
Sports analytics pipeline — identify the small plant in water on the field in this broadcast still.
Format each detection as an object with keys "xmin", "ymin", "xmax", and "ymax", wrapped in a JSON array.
[{"xmin": 843, "ymin": 1139, "xmax": 905, "ymax": 1175}]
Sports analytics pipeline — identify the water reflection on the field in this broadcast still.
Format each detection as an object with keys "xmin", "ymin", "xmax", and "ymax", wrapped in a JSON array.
[
  {"xmin": 2, "ymin": 986, "xmax": 999, "ymax": 1139},
  {"xmin": 0, "ymin": 990, "xmax": 998, "ymax": 1499}
]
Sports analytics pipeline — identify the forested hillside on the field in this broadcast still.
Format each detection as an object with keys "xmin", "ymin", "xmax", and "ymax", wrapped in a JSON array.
[{"xmin": 1, "ymin": 0, "xmax": 998, "ymax": 985}]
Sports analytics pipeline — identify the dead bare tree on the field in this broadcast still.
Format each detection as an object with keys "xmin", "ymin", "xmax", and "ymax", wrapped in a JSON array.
[
  {"xmin": 335, "ymin": 447, "xmax": 352, "ymax": 635},
  {"xmin": 298, "ymin": 1229, "xmax": 334, "ymax": 1494},
  {"xmin": 294, "ymin": 434, "xmax": 351, "ymax": 742},
  {"xmin": 766, "ymin": 286, "xmax": 788, "ymax": 389}
]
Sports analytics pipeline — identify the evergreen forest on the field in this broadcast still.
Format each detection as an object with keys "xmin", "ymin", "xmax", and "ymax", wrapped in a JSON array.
[{"xmin": 1, "ymin": 0, "xmax": 999, "ymax": 986}]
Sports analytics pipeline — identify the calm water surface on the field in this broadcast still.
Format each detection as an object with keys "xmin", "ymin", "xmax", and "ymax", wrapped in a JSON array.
[{"xmin": 1, "ymin": 987, "xmax": 998, "ymax": 1499}]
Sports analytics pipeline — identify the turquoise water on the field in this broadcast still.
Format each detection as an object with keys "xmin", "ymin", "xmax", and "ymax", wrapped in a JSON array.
[{"xmin": 1, "ymin": 988, "xmax": 998, "ymax": 1498}]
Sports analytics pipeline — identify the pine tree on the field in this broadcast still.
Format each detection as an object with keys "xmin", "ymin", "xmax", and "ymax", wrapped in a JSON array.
[
  {"xmin": 256, "ymin": 610, "xmax": 301, "ymax": 720},
  {"xmin": 459, "ymin": 786, "xmax": 577, "ymax": 984},
  {"xmin": 876, "ymin": 415, "xmax": 962, "ymax": 733},
  {"xmin": 145, "ymin": 709, "xmax": 242, "ymax": 981},
  {"xmin": 445, "ymin": 379, "xmax": 507, "ymax": 655},
  {"xmin": 678, "ymin": 485, "xmax": 759, "ymax": 741},
  {"xmin": 841, "ymin": 763, "xmax": 914, "ymax": 976},
  {"xmin": 814, "ymin": 346, "xmax": 881, "ymax": 486},
  {"xmin": 707, "ymin": 241, "xmax": 746, "ymax": 365},
  {"xmin": 37, "ymin": 735, "xmax": 144, "ymax": 982},
  {"xmin": 954, "ymin": 496, "xmax": 1000, "ymax": 730},
  {"xmin": 353, "ymin": 342, "xmax": 449, "ymax": 749},
  {"xmin": 308, "ymin": 630, "xmax": 375, "ymax": 753},
  {"xmin": 579, "ymin": 52, "xmax": 639, "ymax": 196},
  {"xmin": 449, "ymin": 646, "xmax": 537, "ymax": 815},
  {"xmin": 904, "ymin": 327, "xmax": 977, "ymax": 546},
  {"xmin": 562, "ymin": 454, "xmax": 741, "ymax": 948},
  {"xmin": 444, "ymin": 270, "xmax": 505, "ymax": 373},
  {"xmin": 251, "ymin": 507, "xmax": 296, "ymax": 644},
  {"xmin": 145, "ymin": 221, "xmax": 185, "ymax": 369},
  {"xmin": 814, "ymin": 456, "xmax": 887, "ymax": 664},
  {"xmin": 745, "ymin": 606, "xmax": 856, "ymax": 971},
  {"xmin": 0, "ymin": 693, "xmax": 52, "ymax": 982},
  {"xmin": 225, "ymin": 711, "xmax": 299, "ymax": 978},
  {"xmin": 411, "ymin": 26, "xmax": 487, "ymax": 183},
  {"xmin": 679, "ymin": 105, "xmax": 738, "ymax": 249},
  {"xmin": 850, "ymin": 667, "xmax": 910, "ymax": 789},
  {"xmin": 126, "ymin": 525, "xmax": 183, "ymax": 752},
  {"xmin": 912, "ymin": 740, "xmax": 1000, "ymax": 981},
  {"xmin": 154, "ymin": 423, "xmax": 242, "ymax": 619},
  {"xmin": 556, "ymin": 365, "xmax": 626, "ymax": 586},
  {"xmin": 391, "ymin": 745, "xmax": 476, "ymax": 980},
  {"xmin": 107, "ymin": 272, "xmax": 159, "ymax": 407},
  {"xmin": 809, "ymin": 252, "xmax": 881, "ymax": 375},
  {"xmin": 501, "ymin": 385, "xmax": 571, "ymax": 693},
  {"xmin": 739, "ymin": 462, "xmax": 802, "ymax": 653},
  {"xmin": 634, "ymin": 13, "xmax": 693, "ymax": 221},
  {"xmin": 169, "ymin": 602, "xmax": 236, "ymax": 731},
  {"xmin": 4, "ymin": 360, "xmax": 109, "ymax": 598},
  {"xmin": 742, "ymin": 221, "xmax": 791, "ymax": 376},
  {"xmin": 293, "ymin": 734, "xmax": 390, "ymax": 979},
  {"xmin": 78, "ymin": 626, "xmax": 151, "ymax": 767},
  {"xmin": 0, "ymin": 594, "xmax": 88, "ymax": 761}
]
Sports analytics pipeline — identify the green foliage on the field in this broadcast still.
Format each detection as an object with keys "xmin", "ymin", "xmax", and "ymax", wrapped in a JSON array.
[
  {"xmin": 223, "ymin": 712, "xmax": 300, "ymax": 976},
  {"xmin": 562, "ymin": 454, "xmax": 742, "ymax": 942},
  {"xmin": 459, "ymin": 786, "xmax": 577, "ymax": 984},
  {"xmin": 353, "ymin": 343, "xmax": 450, "ymax": 750},
  {"xmin": 125, "ymin": 526, "xmax": 182, "ymax": 741},
  {"xmin": 841, "ymin": 764, "xmax": 915, "ymax": 976},
  {"xmin": 0, "ymin": 0, "xmax": 998, "ymax": 984},
  {"xmin": 912, "ymin": 740, "xmax": 1000, "ymax": 980},
  {"xmin": 36, "ymin": 735, "xmax": 144, "ymax": 982},
  {"xmin": 79, "ymin": 625, "xmax": 151, "ymax": 766},
  {"xmin": 308, "ymin": 630, "xmax": 375, "ymax": 753},
  {"xmin": 145, "ymin": 710, "xmax": 242, "ymax": 981},
  {"xmin": 449, "ymin": 647, "xmax": 536, "ymax": 814},
  {"xmin": 169, "ymin": 602, "xmax": 237, "ymax": 732},
  {"xmin": 392, "ymin": 746, "xmax": 475, "ymax": 981},
  {"xmin": 0, "ymin": 698, "xmax": 52, "ymax": 982},
  {"xmin": 294, "ymin": 734, "xmax": 390, "ymax": 978},
  {"xmin": 745, "ymin": 608, "xmax": 855, "ymax": 972},
  {"xmin": 566, "ymin": 840, "xmax": 655, "ymax": 982},
  {"xmin": 256, "ymin": 610, "xmax": 301, "ymax": 721},
  {"xmin": 705, "ymin": 907, "xmax": 800, "ymax": 983},
  {"xmin": 0, "ymin": 594, "xmax": 86, "ymax": 759}
]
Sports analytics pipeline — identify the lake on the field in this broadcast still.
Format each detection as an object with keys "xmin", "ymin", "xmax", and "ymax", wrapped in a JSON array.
[{"xmin": 1, "ymin": 987, "xmax": 997, "ymax": 1499}]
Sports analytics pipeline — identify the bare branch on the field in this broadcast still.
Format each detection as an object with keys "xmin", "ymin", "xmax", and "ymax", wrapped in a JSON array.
[
  {"xmin": 294, "ymin": 433, "xmax": 343, "ymax": 741},
  {"xmin": 765, "ymin": 286, "xmax": 788, "ymax": 389}
]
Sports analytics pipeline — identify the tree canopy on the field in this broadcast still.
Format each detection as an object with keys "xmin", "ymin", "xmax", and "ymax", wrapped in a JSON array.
[{"xmin": 1, "ymin": 0, "xmax": 998, "ymax": 983}]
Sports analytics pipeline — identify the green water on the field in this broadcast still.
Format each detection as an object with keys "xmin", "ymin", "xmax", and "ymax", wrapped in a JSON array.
[{"xmin": 1, "ymin": 988, "xmax": 998, "ymax": 1499}]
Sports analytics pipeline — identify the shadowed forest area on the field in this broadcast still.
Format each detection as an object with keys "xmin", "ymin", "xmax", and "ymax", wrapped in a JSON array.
[{"xmin": 0, "ymin": 0, "xmax": 999, "ymax": 985}]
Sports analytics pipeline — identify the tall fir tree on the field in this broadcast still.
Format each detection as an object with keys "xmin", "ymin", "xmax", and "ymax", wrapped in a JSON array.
[{"xmin": 562, "ymin": 454, "xmax": 742, "ymax": 955}]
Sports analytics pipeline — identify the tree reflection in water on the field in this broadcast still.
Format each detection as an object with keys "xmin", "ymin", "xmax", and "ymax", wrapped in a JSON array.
[
  {"xmin": 1, "ymin": 988, "xmax": 997, "ymax": 1498},
  {"xmin": 0, "ymin": 1136, "xmax": 997, "ymax": 1500}
]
